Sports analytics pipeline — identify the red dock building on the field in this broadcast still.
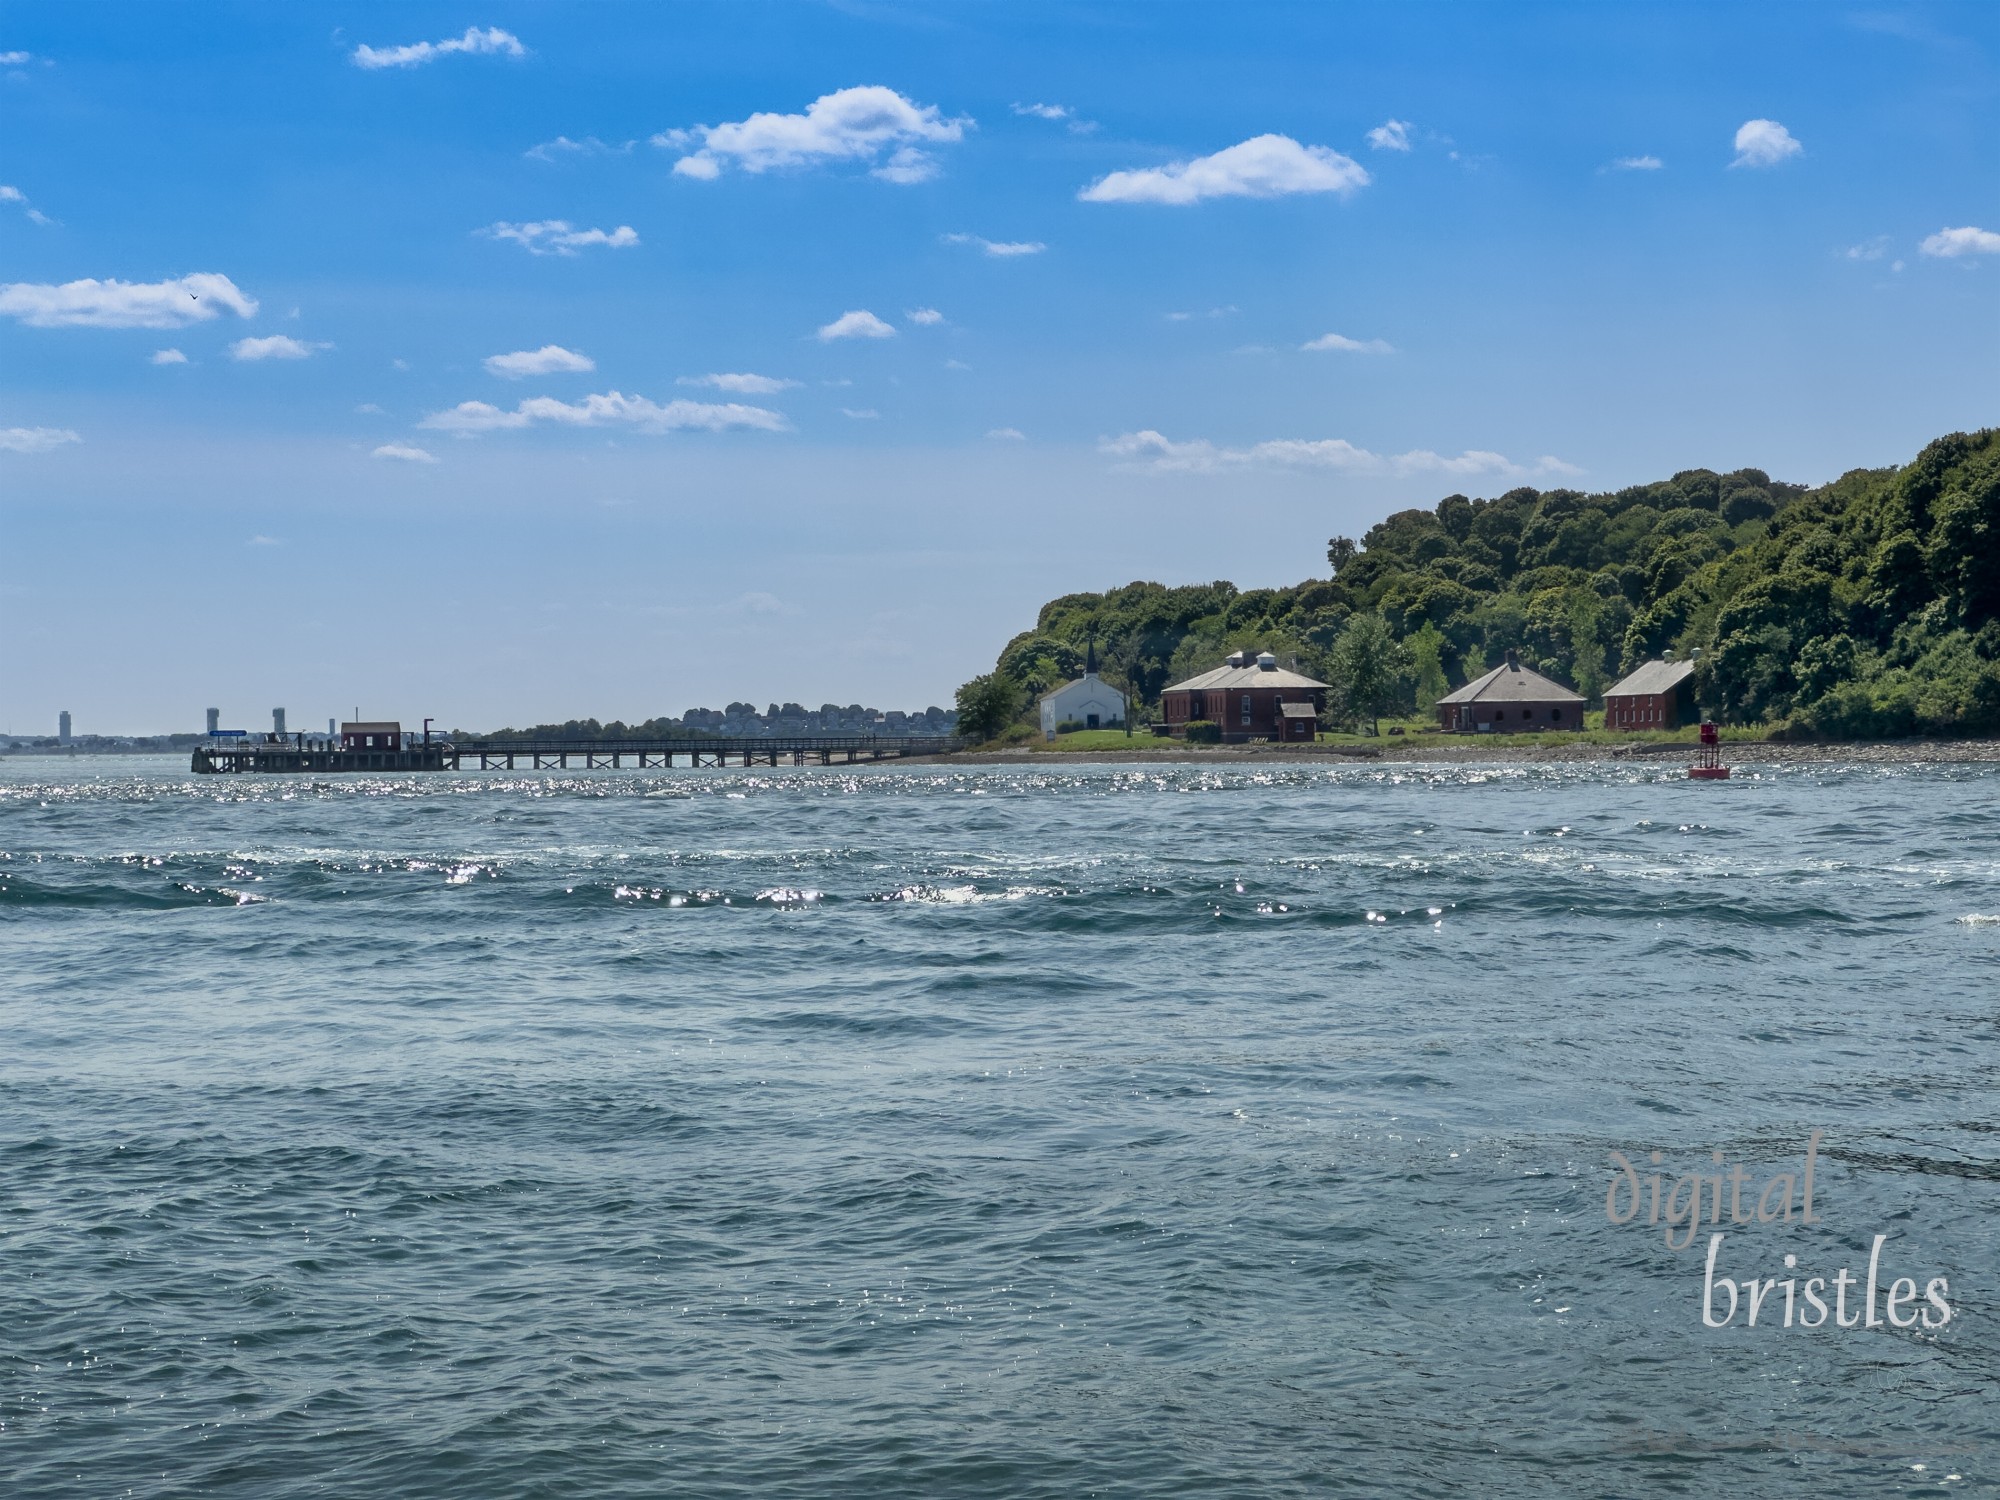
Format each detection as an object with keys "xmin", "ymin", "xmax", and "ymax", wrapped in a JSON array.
[{"xmin": 1159, "ymin": 651, "xmax": 1326, "ymax": 741}]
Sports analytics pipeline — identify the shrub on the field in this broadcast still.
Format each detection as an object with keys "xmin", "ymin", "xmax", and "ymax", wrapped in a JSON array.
[{"xmin": 1184, "ymin": 719, "xmax": 1222, "ymax": 744}]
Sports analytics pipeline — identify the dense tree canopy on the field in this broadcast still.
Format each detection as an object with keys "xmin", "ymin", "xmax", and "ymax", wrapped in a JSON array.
[{"xmin": 963, "ymin": 429, "xmax": 2000, "ymax": 739}]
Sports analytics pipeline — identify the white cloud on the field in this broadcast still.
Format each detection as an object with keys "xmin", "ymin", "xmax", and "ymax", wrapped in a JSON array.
[
  {"xmin": 1730, "ymin": 119, "xmax": 1802, "ymax": 169},
  {"xmin": 247, "ymin": 535, "xmax": 283, "ymax": 547},
  {"xmin": 1920, "ymin": 225, "xmax": 2000, "ymax": 258},
  {"xmin": 817, "ymin": 309, "xmax": 896, "ymax": 341},
  {"xmin": 1080, "ymin": 133, "xmax": 1370, "ymax": 205},
  {"xmin": 484, "ymin": 344, "xmax": 595, "ymax": 378},
  {"xmin": 841, "ymin": 407, "xmax": 880, "ymax": 419},
  {"xmin": 1101, "ymin": 429, "xmax": 1576, "ymax": 478},
  {"xmin": 372, "ymin": 443, "xmax": 438, "ymax": 463},
  {"xmin": 356, "ymin": 403, "xmax": 386, "ymax": 414},
  {"xmin": 525, "ymin": 135, "xmax": 630, "ymax": 162},
  {"xmin": 352, "ymin": 26, "xmax": 524, "ymax": 70},
  {"xmin": 942, "ymin": 233, "xmax": 1046, "ymax": 257},
  {"xmin": 1842, "ymin": 236, "xmax": 1890, "ymax": 261},
  {"xmin": 944, "ymin": 359, "xmax": 971, "ymax": 371},
  {"xmin": 0, "ymin": 51, "xmax": 33, "ymax": 65},
  {"xmin": 0, "ymin": 185, "xmax": 20, "ymax": 202},
  {"xmin": 678, "ymin": 372, "xmax": 799, "ymax": 394},
  {"xmin": 1166, "ymin": 305, "xmax": 1237, "ymax": 321},
  {"xmin": 872, "ymin": 146, "xmax": 940, "ymax": 185},
  {"xmin": 1013, "ymin": 102, "xmax": 1069, "ymax": 121},
  {"xmin": 1301, "ymin": 332, "xmax": 1394, "ymax": 354},
  {"xmin": 0, "ymin": 272, "xmax": 256, "ymax": 329},
  {"xmin": 1366, "ymin": 119, "xmax": 1412, "ymax": 152},
  {"xmin": 906, "ymin": 307, "xmax": 944, "ymax": 326},
  {"xmin": 483, "ymin": 220, "xmax": 638, "ymax": 256},
  {"xmin": 737, "ymin": 591, "xmax": 786, "ymax": 614},
  {"xmin": 419, "ymin": 391, "xmax": 788, "ymax": 435},
  {"xmin": 987, "ymin": 427, "xmax": 1026, "ymax": 441},
  {"xmin": 150, "ymin": 348, "xmax": 188, "ymax": 365},
  {"xmin": 230, "ymin": 335, "xmax": 324, "ymax": 361},
  {"xmin": 659, "ymin": 85, "xmax": 968, "ymax": 183},
  {"xmin": 1610, "ymin": 154, "xmax": 1664, "ymax": 171},
  {"xmin": 0, "ymin": 426, "xmax": 80, "ymax": 454}
]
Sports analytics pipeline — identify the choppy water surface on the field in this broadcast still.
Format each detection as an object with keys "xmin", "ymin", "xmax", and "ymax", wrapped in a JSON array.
[{"xmin": 2, "ymin": 756, "xmax": 1997, "ymax": 1496}]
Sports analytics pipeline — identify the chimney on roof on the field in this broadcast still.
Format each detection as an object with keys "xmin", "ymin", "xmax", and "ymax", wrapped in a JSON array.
[
  {"xmin": 1505, "ymin": 648, "xmax": 1520, "ymax": 670},
  {"xmin": 1256, "ymin": 651, "xmax": 1277, "ymax": 671}
]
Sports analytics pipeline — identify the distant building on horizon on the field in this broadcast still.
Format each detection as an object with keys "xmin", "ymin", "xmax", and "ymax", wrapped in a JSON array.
[
  {"xmin": 273, "ymin": 707, "xmax": 287, "ymax": 737},
  {"xmin": 1039, "ymin": 640, "xmax": 1127, "ymax": 739},
  {"xmin": 206, "ymin": 707, "xmax": 220, "ymax": 736},
  {"xmin": 58, "ymin": 711, "xmax": 72, "ymax": 746}
]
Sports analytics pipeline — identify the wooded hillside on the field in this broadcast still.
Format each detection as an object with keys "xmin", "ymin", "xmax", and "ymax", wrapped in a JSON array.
[{"xmin": 963, "ymin": 429, "xmax": 2000, "ymax": 738}]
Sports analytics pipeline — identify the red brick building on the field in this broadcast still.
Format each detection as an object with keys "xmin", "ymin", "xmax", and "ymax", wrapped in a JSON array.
[
  {"xmin": 1160, "ymin": 651, "xmax": 1326, "ymax": 741},
  {"xmin": 1603, "ymin": 659, "xmax": 1696, "ymax": 731},
  {"xmin": 1437, "ymin": 652, "xmax": 1585, "ymax": 732}
]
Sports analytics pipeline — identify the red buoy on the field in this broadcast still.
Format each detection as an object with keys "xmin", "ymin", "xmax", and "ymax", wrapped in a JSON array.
[{"xmin": 1688, "ymin": 720, "xmax": 1730, "ymax": 780}]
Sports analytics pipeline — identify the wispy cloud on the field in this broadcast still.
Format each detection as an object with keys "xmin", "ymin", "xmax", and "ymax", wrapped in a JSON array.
[
  {"xmin": 150, "ymin": 348, "xmax": 188, "ymax": 365},
  {"xmin": 678, "ymin": 372, "xmax": 799, "ymax": 394},
  {"xmin": 524, "ymin": 135, "xmax": 632, "ymax": 162},
  {"xmin": 485, "ymin": 344, "xmax": 595, "ymax": 378},
  {"xmin": 942, "ymin": 233, "xmax": 1046, "ymax": 257},
  {"xmin": 658, "ymin": 85, "xmax": 969, "ymax": 184},
  {"xmin": 0, "ymin": 51, "xmax": 34, "ymax": 66},
  {"xmin": 1920, "ymin": 225, "xmax": 2000, "ymax": 258},
  {"xmin": 0, "ymin": 184, "xmax": 52, "ymax": 225},
  {"xmin": 0, "ymin": 426, "xmax": 80, "ymax": 454},
  {"xmin": 230, "ymin": 335, "xmax": 326, "ymax": 361},
  {"xmin": 1080, "ymin": 133, "xmax": 1369, "ymax": 205},
  {"xmin": 1301, "ymin": 331, "xmax": 1394, "ymax": 354},
  {"xmin": 1166, "ymin": 305, "xmax": 1237, "ymax": 321},
  {"xmin": 0, "ymin": 272, "xmax": 256, "ymax": 329},
  {"xmin": 817, "ymin": 309, "xmax": 896, "ymax": 341},
  {"xmin": 1012, "ymin": 102, "xmax": 1069, "ymax": 121},
  {"xmin": 1608, "ymin": 154, "xmax": 1664, "ymax": 171},
  {"xmin": 352, "ymin": 26, "xmax": 524, "ymax": 70},
  {"xmin": 1730, "ymin": 119, "xmax": 1802, "ymax": 168},
  {"xmin": 372, "ymin": 443, "xmax": 438, "ymax": 463},
  {"xmin": 482, "ymin": 220, "xmax": 638, "ymax": 256},
  {"xmin": 841, "ymin": 407, "xmax": 880, "ymax": 420},
  {"xmin": 420, "ymin": 391, "xmax": 788, "ymax": 435},
  {"xmin": 987, "ymin": 427, "xmax": 1026, "ymax": 441},
  {"xmin": 1842, "ymin": 236, "xmax": 1891, "ymax": 261},
  {"xmin": 1365, "ymin": 119, "xmax": 1412, "ymax": 152},
  {"xmin": 906, "ymin": 307, "xmax": 944, "ymax": 326},
  {"xmin": 1101, "ymin": 429, "xmax": 1577, "ymax": 479}
]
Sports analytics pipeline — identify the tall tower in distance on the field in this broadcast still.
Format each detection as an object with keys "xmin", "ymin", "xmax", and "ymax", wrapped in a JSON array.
[
  {"xmin": 205, "ymin": 707, "xmax": 220, "ymax": 736},
  {"xmin": 58, "ymin": 711, "xmax": 72, "ymax": 745},
  {"xmin": 272, "ymin": 707, "xmax": 287, "ymax": 737}
]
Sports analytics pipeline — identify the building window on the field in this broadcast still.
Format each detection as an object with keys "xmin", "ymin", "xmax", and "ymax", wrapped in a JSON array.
[
  {"xmin": 1241, "ymin": 694, "xmax": 1252, "ymax": 725},
  {"xmin": 1551, "ymin": 708, "xmax": 1562, "ymax": 720}
]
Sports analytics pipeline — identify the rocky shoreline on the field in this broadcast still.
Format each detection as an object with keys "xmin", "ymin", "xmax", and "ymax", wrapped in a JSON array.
[{"xmin": 934, "ymin": 737, "xmax": 2000, "ymax": 767}]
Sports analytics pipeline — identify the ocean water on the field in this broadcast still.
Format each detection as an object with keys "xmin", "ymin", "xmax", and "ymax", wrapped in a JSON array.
[{"xmin": 2, "ymin": 755, "xmax": 1996, "ymax": 1497}]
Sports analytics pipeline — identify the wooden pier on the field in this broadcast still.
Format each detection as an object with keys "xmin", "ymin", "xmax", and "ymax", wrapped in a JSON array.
[{"xmin": 191, "ymin": 734, "xmax": 965, "ymax": 774}]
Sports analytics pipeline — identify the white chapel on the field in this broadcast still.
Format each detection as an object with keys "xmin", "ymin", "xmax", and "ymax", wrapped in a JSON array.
[{"xmin": 1039, "ymin": 640, "xmax": 1127, "ymax": 739}]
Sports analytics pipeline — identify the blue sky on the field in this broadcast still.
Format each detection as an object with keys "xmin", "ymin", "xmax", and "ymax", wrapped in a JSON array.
[{"xmin": 1, "ymin": 1, "xmax": 1995, "ymax": 734}]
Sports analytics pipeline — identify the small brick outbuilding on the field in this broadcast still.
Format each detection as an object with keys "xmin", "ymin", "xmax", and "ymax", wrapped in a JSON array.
[
  {"xmin": 1603, "ymin": 658, "xmax": 1697, "ymax": 731},
  {"xmin": 1437, "ymin": 652, "xmax": 1585, "ymax": 733}
]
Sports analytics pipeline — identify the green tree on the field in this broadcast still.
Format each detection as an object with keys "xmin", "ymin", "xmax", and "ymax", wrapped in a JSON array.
[
  {"xmin": 1330, "ymin": 611, "xmax": 1409, "ymax": 735},
  {"xmin": 954, "ymin": 673, "xmax": 1023, "ymax": 743},
  {"xmin": 1326, "ymin": 536, "xmax": 1358, "ymax": 578},
  {"xmin": 1408, "ymin": 621, "xmax": 1450, "ymax": 716}
]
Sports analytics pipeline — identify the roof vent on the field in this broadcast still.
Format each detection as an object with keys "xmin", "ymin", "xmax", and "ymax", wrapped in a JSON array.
[
  {"xmin": 1225, "ymin": 650, "xmax": 1247, "ymax": 668},
  {"xmin": 1257, "ymin": 652, "xmax": 1278, "ymax": 671},
  {"xmin": 1504, "ymin": 648, "xmax": 1520, "ymax": 670}
]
